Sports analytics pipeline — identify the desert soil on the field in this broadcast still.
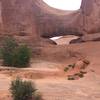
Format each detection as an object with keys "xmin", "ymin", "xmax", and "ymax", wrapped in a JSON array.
[{"xmin": 0, "ymin": 36, "xmax": 100, "ymax": 100}]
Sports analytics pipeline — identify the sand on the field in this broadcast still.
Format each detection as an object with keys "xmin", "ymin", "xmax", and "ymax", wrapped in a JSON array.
[{"xmin": 0, "ymin": 36, "xmax": 100, "ymax": 100}]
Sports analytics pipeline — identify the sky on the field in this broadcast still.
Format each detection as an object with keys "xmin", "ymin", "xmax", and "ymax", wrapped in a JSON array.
[{"xmin": 43, "ymin": 0, "xmax": 82, "ymax": 10}]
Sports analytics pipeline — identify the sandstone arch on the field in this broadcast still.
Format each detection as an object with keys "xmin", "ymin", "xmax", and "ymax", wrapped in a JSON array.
[{"xmin": 0, "ymin": 0, "xmax": 100, "ymax": 44}]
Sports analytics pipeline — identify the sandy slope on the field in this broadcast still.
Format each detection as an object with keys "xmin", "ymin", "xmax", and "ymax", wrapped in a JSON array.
[
  {"xmin": 0, "ymin": 68, "xmax": 100, "ymax": 100},
  {"xmin": 0, "ymin": 37, "xmax": 100, "ymax": 100}
]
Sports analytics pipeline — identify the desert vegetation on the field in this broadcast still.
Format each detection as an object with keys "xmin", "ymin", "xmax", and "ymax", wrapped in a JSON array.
[
  {"xmin": 10, "ymin": 78, "xmax": 42, "ymax": 100},
  {"xmin": 1, "ymin": 37, "xmax": 31, "ymax": 68},
  {"xmin": 64, "ymin": 60, "xmax": 89, "ymax": 80},
  {"xmin": 64, "ymin": 63, "xmax": 75, "ymax": 72}
]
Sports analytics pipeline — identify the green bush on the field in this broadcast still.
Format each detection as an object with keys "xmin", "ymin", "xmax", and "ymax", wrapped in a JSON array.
[
  {"xmin": 12, "ymin": 45, "xmax": 31, "ymax": 67},
  {"xmin": 2, "ymin": 37, "xmax": 17, "ymax": 66},
  {"xmin": 2, "ymin": 37, "xmax": 31, "ymax": 67},
  {"xmin": 10, "ymin": 78, "xmax": 40, "ymax": 100}
]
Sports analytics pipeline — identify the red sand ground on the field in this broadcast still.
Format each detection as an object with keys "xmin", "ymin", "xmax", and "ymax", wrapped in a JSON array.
[{"xmin": 0, "ymin": 37, "xmax": 100, "ymax": 100}]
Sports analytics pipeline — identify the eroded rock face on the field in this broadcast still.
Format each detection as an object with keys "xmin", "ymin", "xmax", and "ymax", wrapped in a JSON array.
[
  {"xmin": 81, "ymin": 0, "xmax": 100, "ymax": 34},
  {"xmin": 0, "ymin": 0, "xmax": 100, "ymax": 44},
  {"xmin": 1, "ymin": 0, "xmax": 38, "ymax": 36}
]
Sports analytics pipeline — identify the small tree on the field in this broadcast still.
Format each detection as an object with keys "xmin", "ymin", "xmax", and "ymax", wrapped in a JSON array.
[{"xmin": 10, "ymin": 78, "xmax": 37, "ymax": 100}]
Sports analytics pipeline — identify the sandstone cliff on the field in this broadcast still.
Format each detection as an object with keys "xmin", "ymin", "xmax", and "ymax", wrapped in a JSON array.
[{"xmin": 0, "ymin": 0, "xmax": 100, "ymax": 44}]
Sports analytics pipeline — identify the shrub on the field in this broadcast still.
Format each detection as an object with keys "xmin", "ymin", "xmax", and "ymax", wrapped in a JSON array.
[
  {"xmin": 12, "ymin": 45, "xmax": 31, "ymax": 67},
  {"xmin": 2, "ymin": 37, "xmax": 31, "ymax": 67},
  {"xmin": 0, "ymin": 48, "xmax": 3, "ymax": 59},
  {"xmin": 64, "ymin": 67, "xmax": 69, "ymax": 72},
  {"xmin": 80, "ymin": 71, "xmax": 87, "ymax": 74},
  {"xmin": 67, "ymin": 75, "xmax": 75, "ymax": 80},
  {"xmin": 2, "ymin": 37, "xmax": 17, "ymax": 66},
  {"xmin": 78, "ymin": 73, "xmax": 84, "ymax": 78},
  {"xmin": 74, "ymin": 72, "xmax": 84, "ymax": 78},
  {"xmin": 68, "ymin": 63, "xmax": 75, "ymax": 69},
  {"xmin": 10, "ymin": 78, "xmax": 39, "ymax": 100}
]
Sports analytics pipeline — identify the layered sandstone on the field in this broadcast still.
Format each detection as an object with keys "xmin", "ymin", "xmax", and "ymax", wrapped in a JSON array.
[{"xmin": 0, "ymin": 0, "xmax": 100, "ymax": 44}]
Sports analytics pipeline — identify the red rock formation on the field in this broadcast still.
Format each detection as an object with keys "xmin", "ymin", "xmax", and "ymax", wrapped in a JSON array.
[
  {"xmin": 81, "ymin": 0, "xmax": 100, "ymax": 34},
  {"xmin": 0, "ymin": 0, "xmax": 100, "ymax": 44}
]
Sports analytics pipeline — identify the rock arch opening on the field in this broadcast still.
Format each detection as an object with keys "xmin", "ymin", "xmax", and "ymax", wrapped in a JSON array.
[
  {"xmin": 43, "ymin": 0, "xmax": 82, "ymax": 11},
  {"xmin": 50, "ymin": 35, "xmax": 79, "ymax": 45}
]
